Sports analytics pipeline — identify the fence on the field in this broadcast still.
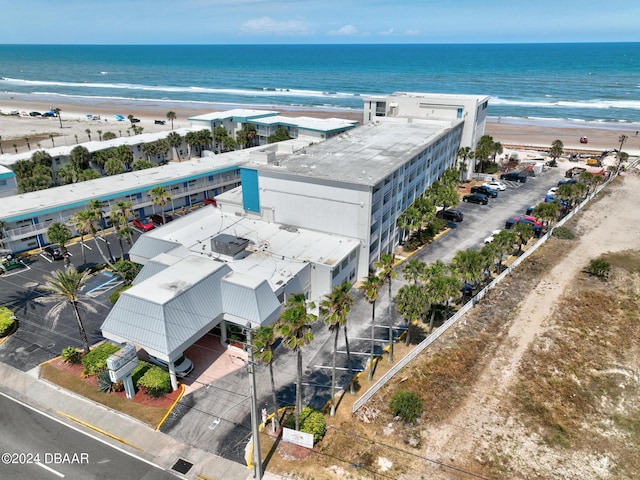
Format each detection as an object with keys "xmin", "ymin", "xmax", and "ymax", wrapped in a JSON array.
[{"xmin": 352, "ymin": 175, "xmax": 613, "ymax": 413}]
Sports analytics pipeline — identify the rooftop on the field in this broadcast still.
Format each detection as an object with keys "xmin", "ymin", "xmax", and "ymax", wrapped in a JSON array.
[
  {"xmin": 253, "ymin": 117, "xmax": 458, "ymax": 186},
  {"xmin": 188, "ymin": 109, "xmax": 280, "ymax": 122}
]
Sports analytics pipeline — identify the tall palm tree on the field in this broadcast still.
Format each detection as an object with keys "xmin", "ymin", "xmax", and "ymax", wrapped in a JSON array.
[
  {"xmin": 0, "ymin": 135, "xmax": 4, "ymax": 154},
  {"xmin": 85, "ymin": 129, "xmax": 92, "ymax": 141},
  {"xmin": 74, "ymin": 207, "xmax": 114, "ymax": 268},
  {"xmin": 253, "ymin": 325, "xmax": 280, "ymax": 431},
  {"xmin": 115, "ymin": 200, "xmax": 134, "ymax": 246},
  {"xmin": 37, "ymin": 267, "xmax": 96, "ymax": 354},
  {"xmin": 375, "ymin": 253, "xmax": 397, "ymax": 363},
  {"xmin": 451, "ymin": 249, "xmax": 484, "ymax": 289},
  {"xmin": 166, "ymin": 111, "xmax": 177, "ymax": 130},
  {"xmin": 359, "ymin": 272, "xmax": 383, "ymax": 380},
  {"xmin": 167, "ymin": 132, "xmax": 182, "ymax": 161},
  {"xmin": 617, "ymin": 134, "xmax": 628, "ymax": 173},
  {"xmin": 402, "ymin": 259, "xmax": 426, "ymax": 285},
  {"xmin": 54, "ymin": 108, "xmax": 62, "ymax": 128},
  {"xmin": 396, "ymin": 283, "xmax": 426, "ymax": 345},
  {"xmin": 24, "ymin": 138, "xmax": 31, "ymax": 151},
  {"xmin": 87, "ymin": 200, "xmax": 114, "ymax": 262},
  {"xmin": 275, "ymin": 293, "xmax": 316, "ymax": 431},
  {"xmin": 71, "ymin": 210, "xmax": 92, "ymax": 267},
  {"xmin": 320, "ymin": 282, "xmax": 354, "ymax": 416},
  {"xmin": 149, "ymin": 185, "xmax": 170, "ymax": 223},
  {"xmin": 46, "ymin": 222, "xmax": 72, "ymax": 267}
]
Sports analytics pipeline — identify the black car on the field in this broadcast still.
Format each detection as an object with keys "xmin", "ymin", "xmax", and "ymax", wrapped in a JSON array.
[
  {"xmin": 154, "ymin": 120, "xmax": 166, "ymax": 125},
  {"xmin": 130, "ymin": 117, "xmax": 141, "ymax": 123},
  {"xmin": 470, "ymin": 185, "xmax": 498, "ymax": 198},
  {"xmin": 462, "ymin": 193, "xmax": 489, "ymax": 205},
  {"xmin": 150, "ymin": 213, "xmax": 173, "ymax": 225},
  {"xmin": 44, "ymin": 245, "xmax": 64, "ymax": 260},
  {"xmin": 436, "ymin": 209, "xmax": 464, "ymax": 222},
  {"xmin": 29, "ymin": 111, "xmax": 42, "ymax": 117},
  {"xmin": 500, "ymin": 171, "xmax": 528, "ymax": 183}
]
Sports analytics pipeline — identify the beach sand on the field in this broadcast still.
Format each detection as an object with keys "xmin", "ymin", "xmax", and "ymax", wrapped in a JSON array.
[{"xmin": 1, "ymin": 94, "xmax": 639, "ymax": 155}]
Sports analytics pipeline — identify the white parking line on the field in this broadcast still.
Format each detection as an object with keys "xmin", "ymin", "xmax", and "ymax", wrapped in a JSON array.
[{"xmin": 37, "ymin": 462, "xmax": 65, "ymax": 478}]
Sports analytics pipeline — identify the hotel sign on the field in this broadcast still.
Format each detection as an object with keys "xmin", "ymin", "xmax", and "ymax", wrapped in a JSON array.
[{"xmin": 282, "ymin": 427, "xmax": 314, "ymax": 449}]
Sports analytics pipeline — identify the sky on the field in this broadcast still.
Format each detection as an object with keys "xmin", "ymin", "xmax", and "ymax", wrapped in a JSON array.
[{"xmin": 1, "ymin": 0, "xmax": 639, "ymax": 44}]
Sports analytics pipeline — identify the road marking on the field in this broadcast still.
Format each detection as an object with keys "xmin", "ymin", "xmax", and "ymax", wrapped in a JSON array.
[{"xmin": 36, "ymin": 462, "xmax": 65, "ymax": 478}]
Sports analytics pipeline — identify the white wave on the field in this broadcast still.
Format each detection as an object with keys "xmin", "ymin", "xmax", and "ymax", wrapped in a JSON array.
[
  {"xmin": 0, "ymin": 77, "xmax": 360, "ymax": 99},
  {"xmin": 490, "ymin": 96, "xmax": 640, "ymax": 110}
]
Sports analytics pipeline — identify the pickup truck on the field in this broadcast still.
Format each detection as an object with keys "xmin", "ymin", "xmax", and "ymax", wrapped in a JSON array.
[{"xmin": 565, "ymin": 166, "xmax": 586, "ymax": 178}]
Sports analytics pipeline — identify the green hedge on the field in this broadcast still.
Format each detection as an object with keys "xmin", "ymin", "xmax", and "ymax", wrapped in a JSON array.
[
  {"xmin": 0, "ymin": 307, "xmax": 16, "ymax": 337},
  {"xmin": 390, "ymin": 390, "xmax": 423, "ymax": 423},
  {"xmin": 82, "ymin": 343, "xmax": 120, "ymax": 376},
  {"xmin": 285, "ymin": 407, "xmax": 327, "ymax": 443},
  {"xmin": 137, "ymin": 366, "xmax": 171, "ymax": 398}
]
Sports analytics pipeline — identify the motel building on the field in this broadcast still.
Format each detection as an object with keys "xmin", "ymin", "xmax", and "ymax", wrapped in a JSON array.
[{"xmin": 100, "ymin": 92, "xmax": 489, "ymax": 386}]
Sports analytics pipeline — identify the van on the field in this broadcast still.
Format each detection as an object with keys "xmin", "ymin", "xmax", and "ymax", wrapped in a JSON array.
[
  {"xmin": 148, "ymin": 354, "xmax": 194, "ymax": 378},
  {"xmin": 436, "ymin": 209, "xmax": 464, "ymax": 222}
]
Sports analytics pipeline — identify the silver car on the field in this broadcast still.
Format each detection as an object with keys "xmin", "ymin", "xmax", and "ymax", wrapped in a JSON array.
[{"xmin": 148, "ymin": 354, "xmax": 194, "ymax": 377}]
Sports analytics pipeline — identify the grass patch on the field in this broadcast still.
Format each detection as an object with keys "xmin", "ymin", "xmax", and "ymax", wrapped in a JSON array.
[{"xmin": 40, "ymin": 362, "xmax": 171, "ymax": 426}]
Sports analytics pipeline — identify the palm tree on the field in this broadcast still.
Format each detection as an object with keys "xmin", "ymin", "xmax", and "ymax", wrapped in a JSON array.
[
  {"xmin": 149, "ymin": 185, "xmax": 171, "ymax": 223},
  {"xmin": 0, "ymin": 135, "xmax": 4, "ymax": 154},
  {"xmin": 275, "ymin": 293, "xmax": 316, "ymax": 431},
  {"xmin": 37, "ymin": 267, "xmax": 96, "ymax": 354},
  {"xmin": 71, "ymin": 210, "xmax": 92, "ymax": 267},
  {"xmin": 115, "ymin": 200, "xmax": 134, "ymax": 246},
  {"xmin": 320, "ymin": 282, "xmax": 354, "ymax": 416},
  {"xmin": 549, "ymin": 139, "xmax": 564, "ymax": 163},
  {"xmin": 166, "ymin": 111, "xmax": 176, "ymax": 130},
  {"xmin": 617, "ymin": 134, "xmax": 628, "ymax": 173},
  {"xmin": 375, "ymin": 253, "xmax": 397, "ymax": 363},
  {"xmin": 75, "ymin": 207, "xmax": 114, "ymax": 268},
  {"xmin": 513, "ymin": 222, "xmax": 534, "ymax": 255},
  {"xmin": 359, "ymin": 272, "xmax": 383, "ymax": 381},
  {"xmin": 85, "ymin": 129, "xmax": 92, "ymax": 141},
  {"xmin": 396, "ymin": 283, "xmax": 426, "ymax": 345},
  {"xmin": 54, "ymin": 108, "xmax": 62, "ymax": 128},
  {"xmin": 167, "ymin": 132, "xmax": 182, "ymax": 161},
  {"xmin": 402, "ymin": 259, "xmax": 426, "ymax": 285},
  {"xmin": 253, "ymin": 325, "xmax": 280, "ymax": 432},
  {"xmin": 46, "ymin": 222, "xmax": 72, "ymax": 267},
  {"xmin": 97, "ymin": 130, "xmax": 103, "ymax": 141},
  {"xmin": 49, "ymin": 134, "xmax": 55, "ymax": 147},
  {"xmin": 87, "ymin": 200, "xmax": 114, "ymax": 262},
  {"xmin": 451, "ymin": 249, "xmax": 485, "ymax": 290}
]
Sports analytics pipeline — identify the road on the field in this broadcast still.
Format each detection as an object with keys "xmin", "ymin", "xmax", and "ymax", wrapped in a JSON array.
[{"xmin": 0, "ymin": 393, "xmax": 179, "ymax": 479}]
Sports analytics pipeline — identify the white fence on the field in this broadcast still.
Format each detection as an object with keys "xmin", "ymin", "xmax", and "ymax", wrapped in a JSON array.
[{"xmin": 352, "ymin": 176, "xmax": 612, "ymax": 413}]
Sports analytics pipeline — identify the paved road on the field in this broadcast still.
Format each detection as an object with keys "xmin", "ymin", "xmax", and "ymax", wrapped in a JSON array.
[{"xmin": 0, "ymin": 393, "xmax": 179, "ymax": 479}]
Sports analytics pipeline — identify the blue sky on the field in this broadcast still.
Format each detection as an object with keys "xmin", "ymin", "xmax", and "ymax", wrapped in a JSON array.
[{"xmin": 2, "ymin": 0, "xmax": 639, "ymax": 44}]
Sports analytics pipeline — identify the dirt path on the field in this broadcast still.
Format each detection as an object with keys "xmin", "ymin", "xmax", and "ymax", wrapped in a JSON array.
[{"xmin": 420, "ymin": 172, "xmax": 640, "ymax": 478}]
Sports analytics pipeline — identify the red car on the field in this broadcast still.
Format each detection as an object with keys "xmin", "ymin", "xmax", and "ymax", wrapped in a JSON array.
[
  {"xmin": 133, "ymin": 217, "xmax": 155, "ymax": 231},
  {"xmin": 580, "ymin": 136, "xmax": 588, "ymax": 144},
  {"xmin": 203, "ymin": 197, "xmax": 217, "ymax": 206}
]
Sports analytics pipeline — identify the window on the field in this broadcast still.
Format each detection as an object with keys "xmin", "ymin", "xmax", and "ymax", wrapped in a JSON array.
[
  {"xmin": 457, "ymin": 108, "xmax": 463, "ymax": 118},
  {"xmin": 332, "ymin": 268, "xmax": 340, "ymax": 279}
]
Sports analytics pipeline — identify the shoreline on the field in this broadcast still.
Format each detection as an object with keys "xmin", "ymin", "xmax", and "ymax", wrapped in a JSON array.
[{"xmin": 1, "ymin": 92, "xmax": 639, "ymax": 156}]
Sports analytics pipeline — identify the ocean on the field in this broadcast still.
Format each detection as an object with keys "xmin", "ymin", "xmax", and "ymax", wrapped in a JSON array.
[{"xmin": 0, "ymin": 43, "xmax": 638, "ymax": 128}]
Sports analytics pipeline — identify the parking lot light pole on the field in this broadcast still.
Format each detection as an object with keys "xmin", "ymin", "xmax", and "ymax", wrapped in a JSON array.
[{"xmin": 245, "ymin": 322, "xmax": 263, "ymax": 480}]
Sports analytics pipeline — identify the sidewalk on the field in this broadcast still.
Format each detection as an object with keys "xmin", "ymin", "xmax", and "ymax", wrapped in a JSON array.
[{"xmin": 0, "ymin": 362, "xmax": 282, "ymax": 480}]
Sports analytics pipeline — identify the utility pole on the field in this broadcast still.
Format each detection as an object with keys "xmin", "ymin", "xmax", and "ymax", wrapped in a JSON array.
[{"xmin": 245, "ymin": 323, "xmax": 263, "ymax": 479}]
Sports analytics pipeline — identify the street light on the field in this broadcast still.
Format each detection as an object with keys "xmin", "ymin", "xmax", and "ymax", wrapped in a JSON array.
[{"xmin": 245, "ymin": 322, "xmax": 263, "ymax": 480}]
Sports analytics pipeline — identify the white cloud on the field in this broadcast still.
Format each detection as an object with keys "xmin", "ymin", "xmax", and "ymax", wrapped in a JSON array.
[
  {"xmin": 326, "ymin": 24, "xmax": 360, "ymax": 36},
  {"xmin": 402, "ymin": 29, "xmax": 421, "ymax": 36},
  {"xmin": 241, "ymin": 16, "xmax": 311, "ymax": 36},
  {"xmin": 379, "ymin": 28, "xmax": 395, "ymax": 36}
]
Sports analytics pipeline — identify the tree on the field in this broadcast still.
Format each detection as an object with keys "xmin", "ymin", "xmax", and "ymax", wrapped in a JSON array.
[
  {"xmin": 396, "ymin": 283, "xmax": 426, "ymax": 346},
  {"xmin": 492, "ymin": 230, "xmax": 517, "ymax": 272},
  {"xmin": 457, "ymin": 147, "xmax": 471, "ymax": 180},
  {"xmin": 46, "ymin": 222, "xmax": 72, "ymax": 267},
  {"xmin": 104, "ymin": 157, "xmax": 124, "ymax": 176},
  {"xmin": 253, "ymin": 325, "xmax": 280, "ymax": 431},
  {"xmin": 276, "ymin": 293, "xmax": 316, "ymax": 431},
  {"xmin": 24, "ymin": 137, "xmax": 31, "ymax": 151},
  {"xmin": 267, "ymin": 127, "xmax": 290, "ymax": 144},
  {"xmin": 0, "ymin": 135, "xmax": 3, "ymax": 154},
  {"xmin": 213, "ymin": 126, "xmax": 229, "ymax": 154},
  {"xmin": 375, "ymin": 253, "xmax": 397, "ymax": 363},
  {"xmin": 71, "ymin": 210, "xmax": 92, "ymax": 267},
  {"xmin": 87, "ymin": 200, "xmax": 115, "ymax": 263},
  {"xmin": 533, "ymin": 201, "xmax": 560, "ymax": 227},
  {"xmin": 132, "ymin": 159, "xmax": 155, "ymax": 171},
  {"xmin": 37, "ymin": 267, "xmax": 96, "ymax": 354},
  {"xmin": 167, "ymin": 132, "xmax": 182, "ymax": 161},
  {"xmin": 617, "ymin": 134, "xmax": 628, "ymax": 173},
  {"xmin": 402, "ymin": 259, "xmax": 426, "ymax": 285},
  {"xmin": 513, "ymin": 222, "xmax": 534, "ymax": 254},
  {"xmin": 70, "ymin": 145, "xmax": 91, "ymax": 175},
  {"xmin": 114, "ymin": 200, "xmax": 134, "ymax": 249},
  {"xmin": 320, "ymin": 282, "xmax": 354, "ymax": 415},
  {"xmin": 150, "ymin": 185, "xmax": 171, "ymax": 223},
  {"xmin": 166, "ymin": 111, "xmax": 176, "ymax": 130},
  {"xmin": 85, "ymin": 129, "xmax": 92, "ymax": 141},
  {"xmin": 54, "ymin": 108, "xmax": 62, "ymax": 128},
  {"xmin": 451, "ymin": 249, "xmax": 485, "ymax": 288},
  {"xmin": 424, "ymin": 265, "xmax": 460, "ymax": 332},
  {"xmin": 549, "ymin": 139, "xmax": 564, "ymax": 161},
  {"xmin": 97, "ymin": 130, "xmax": 103, "ymax": 142},
  {"xmin": 359, "ymin": 272, "xmax": 383, "ymax": 381},
  {"xmin": 103, "ymin": 131, "xmax": 117, "ymax": 141}
]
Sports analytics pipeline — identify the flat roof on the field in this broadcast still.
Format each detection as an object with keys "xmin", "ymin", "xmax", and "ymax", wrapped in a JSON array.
[
  {"xmin": 250, "ymin": 115, "xmax": 358, "ymax": 133},
  {"xmin": 0, "ymin": 128, "xmax": 194, "ymax": 166},
  {"xmin": 254, "ymin": 117, "xmax": 458, "ymax": 186},
  {"xmin": 364, "ymin": 91, "xmax": 490, "ymax": 103},
  {"xmin": 188, "ymin": 109, "xmax": 279, "ymax": 122},
  {"xmin": 133, "ymin": 205, "xmax": 359, "ymax": 291}
]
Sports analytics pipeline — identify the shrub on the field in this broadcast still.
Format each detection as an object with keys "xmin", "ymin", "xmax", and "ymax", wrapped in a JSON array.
[
  {"xmin": 390, "ymin": 390, "xmax": 423, "ymax": 423},
  {"xmin": 284, "ymin": 407, "xmax": 327, "ymax": 444},
  {"xmin": 109, "ymin": 285, "xmax": 132, "ymax": 305},
  {"xmin": 132, "ymin": 360, "xmax": 153, "ymax": 385},
  {"xmin": 82, "ymin": 343, "xmax": 120, "ymax": 376},
  {"xmin": 552, "ymin": 226, "xmax": 575, "ymax": 240},
  {"xmin": 0, "ymin": 306, "xmax": 16, "ymax": 337},
  {"xmin": 97, "ymin": 369, "xmax": 114, "ymax": 393},
  {"xmin": 585, "ymin": 259, "xmax": 610, "ymax": 278},
  {"xmin": 61, "ymin": 346, "xmax": 82, "ymax": 364},
  {"xmin": 137, "ymin": 366, "xmax": 171, "ymax": 397}
]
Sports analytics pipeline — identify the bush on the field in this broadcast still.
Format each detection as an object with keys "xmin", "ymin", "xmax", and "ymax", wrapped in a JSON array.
[
  {"xmin": 132, "ymin": 360, "xmax": 153, "ymax": 385},
  {"xmin": 109, "ymin": 285, "xmax": 131, "ymax": 305},
  {"xmin": 585, "ymin": 258, "xmax": 611, "ymax": 278},
  {"xmin": 0, "ymin": 306, "xmax": 16, "ymax": 337},
  {"xmin": 137, "ymin": 366, "xmax": 171, "ymax": 398},
  {"xmin": 390, "ymin": 390, "xmax": 423, "ymax": 423},
  {"xmin": 552, "ymin": 226, "xmax": 575, "ymax": 240},
  {"xmin": 82, "ymin": 343, "xmax": 120, "ymax": 376},
  {"xmin": 61, "ymin": 346, "xmax": 82, "ymax": 364},
  {"xmin": 284, "ymin": 407, "xmax": 327, "ymax": 444}
]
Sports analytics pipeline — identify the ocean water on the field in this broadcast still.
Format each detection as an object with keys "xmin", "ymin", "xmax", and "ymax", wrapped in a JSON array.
[{"xmin": 0, "ymin": 43, "xmax": 638, "ymax": 127}]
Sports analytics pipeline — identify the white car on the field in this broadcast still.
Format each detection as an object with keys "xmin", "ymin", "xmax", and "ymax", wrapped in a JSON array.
[
  {"xmin": 483, "ymin": 180, "xmax": 507, "ymax": 191},
  {"xmin": 547, "ymin": 187, "xmax": 558, "ymax": 196},
  {"xmin": 484, "ymin": 230, "xmax": 503, "ymax": 244},
  {"xmin": 148, "ymin": 354, "xmax": 194, "ymax": 377}
]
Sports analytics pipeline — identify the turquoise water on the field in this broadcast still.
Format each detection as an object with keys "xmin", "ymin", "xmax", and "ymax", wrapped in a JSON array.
[{"xmin": 0, "ymin": 43, "xmax": 638, "ymax": 125}]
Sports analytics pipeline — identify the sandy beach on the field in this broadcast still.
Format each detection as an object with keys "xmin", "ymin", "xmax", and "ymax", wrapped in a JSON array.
[{"xmin": 1, "ymin": 94, "xmax": 639, "ymax": 156}]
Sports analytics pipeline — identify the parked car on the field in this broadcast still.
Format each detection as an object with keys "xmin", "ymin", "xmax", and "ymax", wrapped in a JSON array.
[
  {"xmin": 43, "ymin": 245, "xmax": 64, "ymax": 260},
  {"xmin": 133, "ymin": 217, "xmax": 155, "ymax": 231},
  {"xmin": 150, "ymin": 213, "xmax": 173, "ymax": 225},
  {"xmin": 130, "ymin": 117, "xmax": 141, "ymax": 123},
  {"xmin": 41, "ymin": 111, "xmax": 57, "ymax": 118},
  {"xmin": 470, "ymin": 185, "xmax": 498, "ymax": 198},
  {"xmin": 557, "ymin": 178, "xmax": 578, "ymax": 187},
  {"xmin": 462, "ymin": 193, "xmax": 489, "ymax": 205},
  {"xmin": 500, "ymin": 171, "xmax": 528, "ymax": 183},
  {"xmin": 154, "ymin": 120, "xmax": 166, "ymax": 125},
  {"xmin": 547, "ymin": 187, "xmax": 558, "ymax": 196},
  {"xmin": 203, "ymin": 197, "xmax": 217, "ymax": 206},
  {"xmin": 580, "ymin": 136, "xmax": 588, "ymax": 144},
  {"xmin": 148, "ymin": 354, "xmax": 194, "ymax": 378},
  {"xmin": 29, "ymin": 111, "xmax": 42, "ymax": 117},
  {"xmin": 505, "ymin": 215, "xmax": 543, "ymax": 236},
  {"xmin": 436, "ymin": 209, "xmax": 464, "ymax": 222},
  {"xmin": 483, "ymin": 180, "xmax": 507, "ymax": 191}
]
